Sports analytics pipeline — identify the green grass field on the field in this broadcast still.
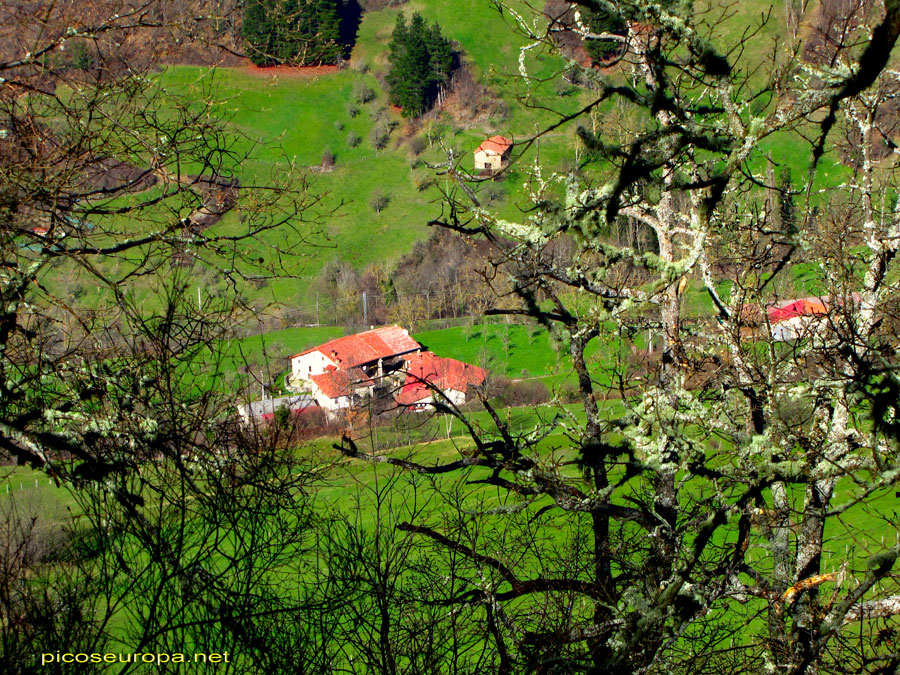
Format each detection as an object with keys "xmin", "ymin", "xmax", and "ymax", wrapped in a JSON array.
[{"xmin": 41, "ymin": 0, "xmax": 854, "ymax": 323}]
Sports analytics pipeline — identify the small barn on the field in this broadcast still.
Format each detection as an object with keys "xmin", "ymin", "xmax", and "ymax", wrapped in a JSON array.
[
  {"xmin": 474, "ymin": 135, "xmax": 513, "ymax": 173},
  {"xmin": 395, "ymin": 352, "xmax": 487, "ymax": 411}
]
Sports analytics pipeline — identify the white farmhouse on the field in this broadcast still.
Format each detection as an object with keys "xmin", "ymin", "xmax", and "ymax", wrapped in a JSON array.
[{"xmin": 288, "ymin": 325, "xmax": 422, "ymax": 411}]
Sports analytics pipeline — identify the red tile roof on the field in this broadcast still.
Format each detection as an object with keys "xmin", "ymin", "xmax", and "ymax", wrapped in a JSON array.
[
  {"xmin": 291, "ymin": 325, "xmax": 421, "ymax": 367},
  {"xmin": 475, "ymin": 135, "xmax": 513, "ymax": 156},
  {"xmin": 309, "ymin": 368, "xmax": 372, "ymax": 399},
  {"xmin": 738, "ymin": 294, "xmax": 862, "ymax": 326},
  {"xmin": 396, "ymin": 352, "xmax": 487, "ymax": 406},
  {"xmin": 765, "ymin": 294, "xmax": 861, "ymax": 323},
  {"xmin": 768, "ymin": 298, "xmax": 828, "ymax": 323}
]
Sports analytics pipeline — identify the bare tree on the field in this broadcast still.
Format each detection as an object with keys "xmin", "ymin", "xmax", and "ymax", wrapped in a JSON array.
[
  {"xmin": 0, "ymin": 3, "xmax": 339, "ymax": 672},
  {"xmin": 336, "ymin": 0, "xmax": 900, "ymax": 672}
]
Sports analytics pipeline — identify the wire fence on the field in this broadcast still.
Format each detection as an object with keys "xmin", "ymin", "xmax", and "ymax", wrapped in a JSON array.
[{"xmin": 0, "ymin": 475, "xmax": 57, "ymax": 494}]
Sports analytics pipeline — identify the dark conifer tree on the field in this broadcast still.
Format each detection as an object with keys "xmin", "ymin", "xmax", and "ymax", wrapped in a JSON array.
[
  {"xmin": 583, "ymin": 5, "xmax": 627, "ymax": 63},
  {"xmin": 274, "ymin": 0, "xmax": 302, "ymax": 62},
  {"xmin": 386, "ymin": 12, "xmax": 453, "ymax": 118},
  {"xmin": 425, "ymin": 22, "xmax": 453, "ymax": 86},
  {"xmin": 243, "ymin": 0, "xmax": 276, "ymax": 66},
  {"xmin": 243, "ymin": 0, "xmax": 344, "ymax": 66},
  {"xmin": 302, "ymin": 0, "xmax": 342, "ymax": 64},
  {"xmin": 387, "ymin": 12, "xmax": 408, "ymax": 66}
]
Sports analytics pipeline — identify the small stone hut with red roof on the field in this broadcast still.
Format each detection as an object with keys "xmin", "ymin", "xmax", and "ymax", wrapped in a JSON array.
[{"xmin": 474, "ymin": 135, "xmax": 513, "ymax": 173}]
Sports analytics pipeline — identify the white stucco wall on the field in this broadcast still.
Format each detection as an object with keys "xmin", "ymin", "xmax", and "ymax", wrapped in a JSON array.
[
  {"xmin": 291, "ymin": 350, "xmax": 335, "ymax": 381},
  {"xmin": 317, "ymin": 394, "xmax": 350, "ymax": 411},
  {"xmin": 409, "ymin": 388, "xmax": 466, "ymax": 411}
]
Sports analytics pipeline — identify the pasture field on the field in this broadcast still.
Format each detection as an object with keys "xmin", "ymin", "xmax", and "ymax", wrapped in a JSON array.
[
  {"xmin": 41, "ymin": 0, "xmax": 856, "ymax": 322},
  {"xmin": 4, "ymin": 396, "xmax": 899, "ymax": 673}
]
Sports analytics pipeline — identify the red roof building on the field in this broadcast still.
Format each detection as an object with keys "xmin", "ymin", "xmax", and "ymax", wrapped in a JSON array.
[
  {"xmin": 288, "ymin": 326, "xmax": 489, "ymax": 414},
  {"xmin": 767, "ymin": 297, "xmax": 829, "ymax": 323},
  {"xmin": 396, "ymin": 352, "xmax": 488, "ymax": 408},
  {"xmin": 308, "ymin": 367, "xmax": 374, "ymax": 405},
  {"xmin": 291, "ymin": 325, "xmax": 421, "ymax": 370},
  {"xmin": 476, "ymin": 135, "xmax": 513, "ymax": 155},
  {"xmin": 289, "ymin": 326, "xmax": 422, "ymax": 411},
  {"xmin": 474, "ymin": 135, "xmax": 514, "ymax": 173},
  {"xmin": 763, "ymin": 294, "xmax": 862, "ymax": 341}
]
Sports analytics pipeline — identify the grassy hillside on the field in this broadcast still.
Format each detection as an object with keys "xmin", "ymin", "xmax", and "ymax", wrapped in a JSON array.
[
  {"xmin": 38, "ymin": 0, "xmax": 854, "ymax": 321},
  {"xmin": 147, "ymin": 0, "xmax": 586, "ymax": 312}
]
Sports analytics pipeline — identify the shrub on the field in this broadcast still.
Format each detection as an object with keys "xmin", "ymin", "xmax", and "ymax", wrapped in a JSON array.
[
  {"xmin": 370, "ymin": 190, "xmax": 390, "ymax": 214},
  {"xmin": 554, "ymin": 79, "xmax": 576, "ymax": 97},
  {"xmin": 413, "ymin": 173, "xmax": 436, "ymax": 192},
  {"xmin": 407, "ymin": 135, "xmax": 427, "ymax": 157},
  {"xmin": 347, "ymin": 104, "xmax": 359, "ymax": 118},
  {"xmin": 369, "ymin": 124, "xmax": 392, "ymax": 150},
  {"xmin": 346, "ymin": 131, "xmax": 361, "ymax": 148},
  {"xmin": 352, "ymin": 81, "xmax": 376, "ymax": 104},
  {"xmin": 480, "ymin": 183, "xmax": 505, "ymax": 205}
]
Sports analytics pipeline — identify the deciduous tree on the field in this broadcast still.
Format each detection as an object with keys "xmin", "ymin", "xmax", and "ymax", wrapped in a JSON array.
[
  {"xmin": 338, "ymin": 1, "xmax": 900, "ymax": 672},
  {"xmin": 0, "ymin": 3, "xmax": 334, "ymax": 671}
]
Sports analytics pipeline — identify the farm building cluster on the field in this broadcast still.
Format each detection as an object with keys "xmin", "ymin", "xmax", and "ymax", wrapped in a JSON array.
[
  {"xmin": 751, "ymin": 294, "xmax": 861, "ymax": 341},
  {"xmin": 239, "ymin": 326, "xmax": 487, "ymax": 424}
]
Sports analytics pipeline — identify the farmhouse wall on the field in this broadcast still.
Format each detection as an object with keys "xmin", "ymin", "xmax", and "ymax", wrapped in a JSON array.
[
  {"xmin": 474, "ymin": 150, "xmax": 504, "ymax": 171},
  {"xmin": 291, "ymin": 350, "xmax": 335, "ymax": 380}
]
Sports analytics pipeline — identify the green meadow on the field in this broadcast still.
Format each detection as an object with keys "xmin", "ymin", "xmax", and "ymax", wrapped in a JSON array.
[
  {"xmin": 8, "ymin": 2, "xmax": 898, "ymax": 667},
  {"xmin": 41, "ymin": 0, "xmax": 855, "ymax": 321}
]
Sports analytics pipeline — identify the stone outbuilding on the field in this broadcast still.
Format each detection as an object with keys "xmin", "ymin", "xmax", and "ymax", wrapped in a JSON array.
[{"xmin": 474, "ymin": 135, "xmax": 513, "ymax": 173}]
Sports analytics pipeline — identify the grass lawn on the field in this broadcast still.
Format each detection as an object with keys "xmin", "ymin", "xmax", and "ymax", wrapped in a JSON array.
[
  {"xmin": 5, "ymin": 383, "xmax": 900, "ymax": 671},
  {"xmin": 45, "ymin": 0, "xmax": 857, "ymax": 322}
]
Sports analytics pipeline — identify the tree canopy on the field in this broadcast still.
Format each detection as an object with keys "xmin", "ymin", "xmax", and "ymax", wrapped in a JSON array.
[
  {"xmin": 581, "ymin": 4, "xmax": 627, "ymax": 63},
  {"xmin": 243, "ymin": 0, "xmax": 343, "ymax": 66},
  {"xmin": 336, "ymin": 1, "xmax": 900, "ymax": 671},
  {"xmin": 385, "ymin": 12, "xmax": 453, "ymax": 118}
]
